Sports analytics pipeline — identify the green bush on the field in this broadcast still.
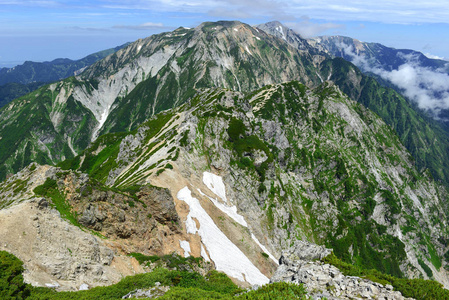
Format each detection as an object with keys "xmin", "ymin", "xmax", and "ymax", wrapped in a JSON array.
[
  {"xmin": 235, "ymin": 282, "xmax": 309, "ymax": 299},
  {"xmin": 0, "ymin": 251, "xmax": 32, "ymax": 299},
  {"xmin": 128, "ymin": 252, "xmax": 160, "ymax": 264},
  {"xmin": 1, "ymin": 250, "xmax": 313, "ymax": 300},
  {"xmin": 323, "ymin": 252, "xmax": 449, "ymax": 300},
  {"xmin": 33, "ymin": 178, "xmax": 81, "ymax": 228},
  {"xmin": 33, "ymin": 178, "xmax": 57, "ymax": 196}
]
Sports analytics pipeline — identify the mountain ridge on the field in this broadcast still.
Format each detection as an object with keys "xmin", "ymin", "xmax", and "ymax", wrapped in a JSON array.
[
  {"xmin": 1, "ymin": 20, "xmax": 449, "ymax": 295},
  {"xmin": 2, "ymin": 80, "xmax": 449, "ymax": 292},
  {"xmin": 0, "ymin": 43, "xmax": 130, "ymax": 109}
]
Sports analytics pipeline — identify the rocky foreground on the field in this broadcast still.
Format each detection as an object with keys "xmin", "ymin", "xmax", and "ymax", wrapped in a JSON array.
[{"xmin": 271, "ymin": 241, "xmax": 413, "ymax": 300}]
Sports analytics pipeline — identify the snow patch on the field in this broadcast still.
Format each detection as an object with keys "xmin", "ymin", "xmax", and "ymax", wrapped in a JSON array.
[
  {"xmin": 177, "ymin": 187, "xmax": 269, "ymax": 285},
  {"xmin": 276, "ymin": 25, "xmax": 286, "ymax": 40},
  {"xmin": 234, "ymin": 28, "xmax": 238, "ymax": 32},
  {"xmin": 251, "ymin": 233, "xmax": 278, "ymax": 264},
  {"xmin": 179, "ymin": 240, "xmax": 191, "ymax": 257},
  {"xmin": 202, "ymin": 171, "xmax": 228, "ymax": 202},
  {"xmin": 198, "ymin": 189, "xmax": 247, "ymax": 227},
  {"xmin": 45, "ymin": 282, "xmax": 60, "ymax": 288},
  {"xmin": 255, "ymin": 36, "xmax": 261, "ymax": 41},
  {"xmin": 201, "ymin": 244, "xmax": 210, "ymax": 262},
  {"xmin": 245, "ymin": 45, "xmax": 252, "ymax": 55}
]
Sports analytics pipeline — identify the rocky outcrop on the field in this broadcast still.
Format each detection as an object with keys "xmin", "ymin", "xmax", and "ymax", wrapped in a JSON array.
[
  {"xmin": 137, "ymin": 185, "xmax": 180, "ymax": 230},
  {"xmin": 271, "ymin": 241, "xmax": 412, "ymax": 300},
  {"xmin": 58, "ymin": 173, "xmax": 183, "ymax": 255},
  {"xmin": 0, "ymin": 197, "xmax": 143, "ymax": 291},
  {"xmin": 122, "ymin": 282, "xmax": 170, "ymax": 299}
]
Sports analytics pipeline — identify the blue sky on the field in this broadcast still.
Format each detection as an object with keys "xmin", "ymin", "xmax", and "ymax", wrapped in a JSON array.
[{"xmin": 1, "ymin": 0, "xmax": 449, "ymax": 67}]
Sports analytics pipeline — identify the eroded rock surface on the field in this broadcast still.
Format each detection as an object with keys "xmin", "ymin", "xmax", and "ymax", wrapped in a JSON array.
[
  {"xmin": 0, "ymin": 198, "xmax": 143, "ymax": 291},
  {"xmin": 271, "ymin": 241, "xmax": 412, "ymax": 300}
]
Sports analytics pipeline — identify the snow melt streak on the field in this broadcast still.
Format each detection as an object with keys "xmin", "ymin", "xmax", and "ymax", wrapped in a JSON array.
[
  {"xmin": 179, "ymin": 240, "xmax": 191, "ymax": 258},
  {"xmin": 251, "ymin": 233, "xmax": 278, "ymax": 264},
  {"xmin": 202, "ymin": 171, "xmax": 228, "ymax": 202},
  {"xmin": 198, "ymin": 188, "xmax": 248, "ymax": 227},
  {"xmin": 177, "ymin": 187, "xmax": 269, "ymax": 285}
]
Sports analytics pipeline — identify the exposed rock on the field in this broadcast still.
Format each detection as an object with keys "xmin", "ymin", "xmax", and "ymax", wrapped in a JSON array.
[
  {"xmin": 271, "ymin": 242, "xmax": 413, "ymax": 300},
  {"xmin": 0, "ymin": 198, "xmax": 143, "ymax": 291},
  {"xmin": 279, "ymin": 240, "xmax": 332, "ymax": 264},
  {"xmin": 122, "ymin": 282, "xmax": 170, "ymax": 299},
  {"xmin": 137, "ymin": 185, "xmax": 180, "ymax": 229}
]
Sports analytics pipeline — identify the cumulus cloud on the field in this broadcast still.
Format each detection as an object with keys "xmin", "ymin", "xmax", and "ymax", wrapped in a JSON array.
[
  {"xmin": 424, "ymin": 53, "xmax": 447, "ymax": 60},
  {"xmin": 206, "ymin": 0, "xmax": 295, "ymax": 21},
  {"xmin": 99, "ymin": 0, "xmax": 449, "ymax": 24},
  {"xmin": 286, "ymin": 16, "xmax": 345, "ymax": 38},
  {"xmin": 337, "ymin": 42, "xmax": 449, "ymax": 117}
]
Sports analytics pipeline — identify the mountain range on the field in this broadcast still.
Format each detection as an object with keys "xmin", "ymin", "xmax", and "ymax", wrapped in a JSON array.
[
  {"xmin": 0, "ymin": 43, "xmax": 129, "ymax": 108},
  {"xmin": 1, "ymin": 20, "xmax": 449, "ymax": 299}
]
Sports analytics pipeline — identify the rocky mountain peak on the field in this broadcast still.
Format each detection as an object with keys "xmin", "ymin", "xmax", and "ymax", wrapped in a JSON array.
[{"xmin": 2, "ymin": 18, "xmax": 449, "ymax": 299}]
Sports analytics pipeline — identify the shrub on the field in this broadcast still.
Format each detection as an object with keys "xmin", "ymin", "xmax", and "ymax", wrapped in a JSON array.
[
  {"xmin": 235, "ymin": 282, "xmax": 309, "ymax": 299},
  {"xmin": 0, "ymin": 251, "xmax": 32, "ymax": 299},
  {"xmin": 323, "ymin": 252, "xmax": 449, "ymax": 300},
  {"xmin": 33, "ymin": 178, "xmax": 57, "ymax": 196}
]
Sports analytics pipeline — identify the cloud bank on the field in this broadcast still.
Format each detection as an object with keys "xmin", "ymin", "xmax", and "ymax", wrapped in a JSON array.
[
  {"xmin": 97, "ymin": 0, "xmax": 449, "ymax": 24},
  {"xmin": 337, "ymin": 43, "xmax": 449, "ymax": 118},
  {"xmin": 113, "ymin": 22, "xmax": 166, "ymax": 30},
  {"xmin": 286, "ymin": 17, "xmax": 345, "ymax": 38}
]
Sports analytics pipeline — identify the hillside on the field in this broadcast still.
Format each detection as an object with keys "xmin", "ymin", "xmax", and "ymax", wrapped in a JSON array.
[
  {"xmin": 2, "ymin": 81, "xmax": 448, "ymax": 291},
  {"xmin": 1, "ymin": 20, "xmax": 449, "ymax": 298},
  {"xmin": 259, "ymin": 21, "xmax": 449, "ymax": 187},
  {"xmin": 0, "ymin": 43, "xmax": 129, "ymax": 109}
]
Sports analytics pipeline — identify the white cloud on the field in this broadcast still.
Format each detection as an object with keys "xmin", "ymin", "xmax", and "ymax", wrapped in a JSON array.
[
  {"xmin": 4, "ymin": 0, "xmax": 449, "ymax": 25},
  {"xmin": 113, "ymin": 22, "xmax": 166, "ymax": 30},
  {"xmin": 69, "ymin": 26, "xmax": 110, "ymax": 32},
  {"xmin": 424, "ymin": 53, "xmax": 447, "ymax": 60},
  {"xmin": 284, "ymin": 0, "xmax": 449, "ymax": 24},
  {"xmin": 286, "ymin": 17, "xmax": 345, "ymax": 38},
  {"xmin": 337, "ymin": 42, "xmax": 449, "ymax": 117}
]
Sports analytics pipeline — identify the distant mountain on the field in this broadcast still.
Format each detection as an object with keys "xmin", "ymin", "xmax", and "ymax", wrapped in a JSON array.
[
  {"xmin": 0, "ymin": 43, "xmax": 130, "ymax": 85},
  {"xmin": 258, "ymin": 21, "xmax": 449, "ymax": 188},
  {"xmin": 0, "ymin": 82, "xmax": 44, "ymax": 108},
  {"xmin": 0, "ymin": 21, "xmax": 330, "ymax": 181},
  {"xmin": 0, "ymin": 43, "xmax": 130, "ymax": 108},
  {"xmin": 3, "ymin": 20, "xmax": 449, "ymax": 189},
  {"xmin": 308, "ymin": 35, "xmax": 448, "ymax": 71},
  {"xmin": 307, "ymin": 35, "xmax": 449, "ymax": 123},
  {"xmin": 1, "ymin": 20, "xmax": 449, "ymax": 295}
]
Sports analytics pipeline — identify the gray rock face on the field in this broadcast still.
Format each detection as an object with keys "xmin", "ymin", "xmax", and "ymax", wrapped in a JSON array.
[
  {"xmin": 279, "ymin": 240, "xmax": 332, "ymax": 264},
  {"xmin": 0, "ymin": 197, "xmax": 128, "ymax": 291},
  {"xmin": 137, "ymin": 185, "xmax": 179, "ymax": 229},
  {"xmin": 271, "ymin": 241, "xmax": 412, "ymax": 300},
  {"xmin": 122, "ymin": 282, "xmax": 170, "ymax": 299}
]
